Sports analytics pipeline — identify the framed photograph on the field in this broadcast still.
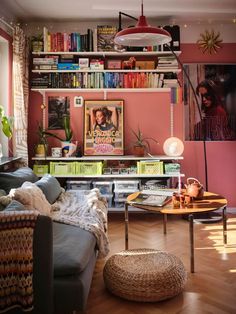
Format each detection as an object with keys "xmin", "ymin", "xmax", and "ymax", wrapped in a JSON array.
[
  {"xmin": 84, "ymin": 100, "xmax": 124, "ymax": 155},
  {"xmin": 48, "ymin": 96, "xmax": 70, "ymax": 129},
  {"xmin": 74, "ymin": 96, "xmax": 84, "ymax": 107},
  {"xmin": 183, "ymin": 64, "xmax": 236, "ymax": 141}
]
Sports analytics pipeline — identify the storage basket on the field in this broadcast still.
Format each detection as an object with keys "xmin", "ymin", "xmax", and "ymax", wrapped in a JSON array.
[
  {"xmin": 114, "ymin": 180, "xmax": 140, "ymax": 191},
  {"xmin": 66, "ymin": 180, "xmax": 91, "ymax": 190},
  {"xmin": 33, "ymin": 164, "xmax": 49, "ymax": 176},
  {"xmin": 76, "ymin": 162, "xmax": 103, "ymax": 175},
  {"xmin": 137, "ymin": 161, "xmax": 164, "ymax": 175},
  {"xmin": 92, "ymin": 181, "xmax": 113, "ymax": 194},
  {"xmin": 50, "ymin": 162, "xmax": 76, "ymax": 176}
]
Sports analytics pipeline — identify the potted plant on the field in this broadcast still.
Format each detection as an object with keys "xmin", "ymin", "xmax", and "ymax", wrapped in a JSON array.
[
  {"xmin": 132, "ymin": 127, "xmax": 158, "ymax": 157},
  {"xmin": 42, "ymin": 115, "xmax": 76, "ymax": 157},
  {"xmin": 0, "ymin": 106, "xmax": 13, "ymax": 158},
  {"xmin": 35, "ymin": 122, "xmax": 48, "ymax": 157}
]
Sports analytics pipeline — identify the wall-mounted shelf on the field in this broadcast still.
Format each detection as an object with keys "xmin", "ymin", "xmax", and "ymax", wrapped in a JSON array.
[
  {"xmin": 31, "ymin": 88, "xmax": 172, "ymax": 93},
  {"xmin": 32, "ymin": 51, "xmax": 182, "ymax": 57}
]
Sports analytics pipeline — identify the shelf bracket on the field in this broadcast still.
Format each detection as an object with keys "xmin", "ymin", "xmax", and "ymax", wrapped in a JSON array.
[{"xmin": 103, "ymin": 90, "xmax": 107, "ymax": 100}]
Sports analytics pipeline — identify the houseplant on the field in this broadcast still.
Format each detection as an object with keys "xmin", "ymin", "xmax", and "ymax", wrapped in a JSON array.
[
  {"xmin": 35, "ymin": 122, "xmax": 48, "ymax": 157},
  {"xmin": 31, "ymin": 34, "xmax": 43, "ymax": 52},
  {"xmin": 42, "ymin": 115, "xmax": 76, "ymax": 157},
  {"xmin": 0, "ymin": 106, "xmax": 13, "ymax": 157},
  {"xmin": 132, "ymin": 127, "xmax": 158, "ymax": 157}
]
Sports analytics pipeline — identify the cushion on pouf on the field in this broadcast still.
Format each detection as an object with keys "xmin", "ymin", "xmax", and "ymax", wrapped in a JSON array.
[
  {"xmin": 103, "ymin": 248, "xmax": 187, "ymax": 302},
  {"xmin": 0, "ymin": 167, "xmax": 38, "ymax": 193}
]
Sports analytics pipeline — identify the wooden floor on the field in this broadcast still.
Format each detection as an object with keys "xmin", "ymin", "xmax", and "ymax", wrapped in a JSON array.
[{"xmin": 86, "ymin": 212, "xmax": 236, "ymax": 314}]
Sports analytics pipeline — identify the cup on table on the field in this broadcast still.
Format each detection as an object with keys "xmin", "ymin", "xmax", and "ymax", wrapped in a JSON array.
[{"xmin": 51, "ymin": 147, "xmax": 62, "ymax": 158}]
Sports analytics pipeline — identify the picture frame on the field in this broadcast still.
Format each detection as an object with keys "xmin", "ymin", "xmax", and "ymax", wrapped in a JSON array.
[
  {"xmin": 107, "ymin": 59, "xmax": 122, "ymax": 69},
  {"xmin": 84, "ymin": 100, "xmax": 124, "ymax": 155},
  {"xmin": 183, "ymin": 63, "xmax": 236, "ymax": 141},
  {"xmin": 74, "ymin": 96, "xmax": 84, "ymax": 107},
  {"xmin": 48, "ymin": 96, "xmax": 70, "ymax": 129}
]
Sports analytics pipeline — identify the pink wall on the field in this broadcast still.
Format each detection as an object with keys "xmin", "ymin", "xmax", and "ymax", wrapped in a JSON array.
[
  {"xmin": 28, "ymin": 43, "xmax": 236, "ymax": 206},
  {"xmin": 180, "ymin": 43, "xmax": 236, "ymax": 207}
]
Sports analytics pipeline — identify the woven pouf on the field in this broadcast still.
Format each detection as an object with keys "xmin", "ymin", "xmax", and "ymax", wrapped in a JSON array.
[{"xmin": 103, "ymin": 248, "xmax": 187, "ymax": 302}]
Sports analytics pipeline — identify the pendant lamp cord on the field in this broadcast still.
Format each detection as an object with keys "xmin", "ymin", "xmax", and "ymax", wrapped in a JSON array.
[
  {"xmin": 141, "ymin": 0, "xmax": 144, "ymax": 16},
  {"xmin": 165, "ymin": 44, "xmax": 208, "ymax": 191}
]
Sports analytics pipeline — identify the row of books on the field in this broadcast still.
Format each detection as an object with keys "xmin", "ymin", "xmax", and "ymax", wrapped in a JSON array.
[
  {"xmin": 43, "ymin": 27, "xmax": 94, "ymax": 52},
  {"xmin": 31, "ymin": 72, "xmax": 174, "ymax": 89},
  {"xmin": 43, "ymin": 25, "xmax": 118, "ymax": 52}
]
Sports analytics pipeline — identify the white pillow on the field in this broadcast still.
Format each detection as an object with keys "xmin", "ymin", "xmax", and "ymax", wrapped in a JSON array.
[{"xmin": 8, "ymin": 181, "xmax": 51, "ymax": 216}]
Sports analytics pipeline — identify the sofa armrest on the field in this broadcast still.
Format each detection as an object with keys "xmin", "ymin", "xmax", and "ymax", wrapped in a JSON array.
[{"xmin": 33, "ymin": 215, "xmax": 53, "ymax": 314}]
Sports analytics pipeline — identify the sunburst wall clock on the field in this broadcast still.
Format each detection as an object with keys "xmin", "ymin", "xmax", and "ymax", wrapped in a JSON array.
[{"xmin": 197, "ymin": 30, "xmax": 222, "ymax": 54}]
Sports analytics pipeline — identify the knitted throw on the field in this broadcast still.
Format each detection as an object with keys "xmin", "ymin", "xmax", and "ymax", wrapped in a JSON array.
[{"xmin": 0, "ymin": 210, "xmax": 38, "ymax": 313}]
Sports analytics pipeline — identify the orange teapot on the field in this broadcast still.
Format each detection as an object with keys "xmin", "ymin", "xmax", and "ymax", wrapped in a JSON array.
[{"xmin": 185, "ymin": 177, "xmax": 204, "ymax": 199}]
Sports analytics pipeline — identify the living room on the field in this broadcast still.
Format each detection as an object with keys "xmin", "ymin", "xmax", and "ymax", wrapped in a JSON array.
[{"xmin": 0, "ymin": 0, "xmax": 236, "ymax": 313}]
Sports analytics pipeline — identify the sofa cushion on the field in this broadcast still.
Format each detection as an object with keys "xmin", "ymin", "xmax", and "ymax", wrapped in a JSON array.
[
  {"xmin": 4, "ymin": 200, "xmax": 25, "ymax": 211},
  {"xmin": 53, "ymin": 222, "xmax": 96, "ymax": 276},
  {"xmin": 35, "ymin": 174, "xmax": 61, "ymax": 204},
  {"xmin": 0, "ymin": 189, "xmax": 7, "ymax": 211},
  {"xmin": 0, "ymin": 167, "xmax": 38, "ymax": 193}
]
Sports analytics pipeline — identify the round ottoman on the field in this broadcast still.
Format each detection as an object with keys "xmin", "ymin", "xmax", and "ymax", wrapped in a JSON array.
[{"xmin": 103, "ymin": 248, "xmax": 187, "ymax": 302}]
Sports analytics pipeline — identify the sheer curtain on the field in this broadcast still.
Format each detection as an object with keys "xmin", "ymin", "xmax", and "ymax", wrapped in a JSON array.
[{"xmin": 12, "ymin": 26, "xmax": 29, "ymax": 163}]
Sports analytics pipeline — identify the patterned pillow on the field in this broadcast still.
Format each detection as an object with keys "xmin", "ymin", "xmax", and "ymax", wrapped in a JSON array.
[{"xmin": 8, "ymin": 182, "xmax": 51, "ymax": 216}]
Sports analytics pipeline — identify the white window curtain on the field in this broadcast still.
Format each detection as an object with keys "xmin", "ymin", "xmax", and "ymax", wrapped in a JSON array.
[{"xmin": 12, "ymin": 26, "xmax": 29, "ymax": 163}]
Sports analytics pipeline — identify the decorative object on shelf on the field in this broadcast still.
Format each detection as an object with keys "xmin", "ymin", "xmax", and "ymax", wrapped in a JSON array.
[
  {"xmin": 185, "ymin": 177, "xmax": 204, "ymax": 200},
  {"xmin": 31, "ymin": 34, "xmax": 43, "ymax": 52},
  {"xmin": 197, "ymin": 30, "xmax": 222, "ymax": 54},
  {"xmin": 114, "ymin": 0, "xmax": 172, "ymax": 47},
  {"xmin": 97, "ymin": 25, "xmax": 117, "ymax": 52},
  {"xmin": 132, "ymin": 127, "xmax": 159, "ymax": 157},
  {"xmin": 163, "ymin": 137, "xmax": 184, "ymax": 157},
  {"xmin": 84, "ymin": 100, "xmax": 124, "ymax": 156},
  {"xmin": 51, "ymin": 147, "xmax": 62, "ymax": 158},
  {"xmin": 61, "ymin": 141, "xmax": 77, "ymax": 157}
]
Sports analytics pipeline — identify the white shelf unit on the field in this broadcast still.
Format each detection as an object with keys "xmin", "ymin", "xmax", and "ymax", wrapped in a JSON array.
[
  {"xmin": 32, "ymin": 155, "xmax": 184, "ymax": 178},
  {"xmin": 32, "ymin": 155, "xmax": 184, "ymax": 211},
  {"xmin": 31, "ymin": 50, "xmax": 181, "ymax": 92}
]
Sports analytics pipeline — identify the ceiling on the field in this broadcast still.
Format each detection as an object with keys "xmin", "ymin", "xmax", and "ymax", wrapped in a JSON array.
[{"xmin": 1, "ymin": 0, "xmax": 236, "ymax": 24}]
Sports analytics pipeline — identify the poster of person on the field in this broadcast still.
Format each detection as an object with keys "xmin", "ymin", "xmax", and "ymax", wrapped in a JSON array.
[
  {"xmin": 48, "ymin": 96, "xmax": 70, "ymax": 129},
  {"xmin": 84, "ymin": 100, "xmax": 124, "ymax": 155},
  {"xmin": 183, "ymin": 64, "xmax": 236, "ymax": 141}
]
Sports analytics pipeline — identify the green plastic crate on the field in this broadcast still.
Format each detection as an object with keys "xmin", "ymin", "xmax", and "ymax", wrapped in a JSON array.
[
  {"xmin": 50, "ymin": 162, "xmax": 76, "ymax": 176},
  {"xmin": 137, "ymin": 161, "xmax": 164, "ymax": 175},
  {"xmin": 33, "ymin": 164, "xmax": 49, "ymax": 176},
  {"xmin": 76, "ymin": 162, "xmax": 103, "ymax": 175}
]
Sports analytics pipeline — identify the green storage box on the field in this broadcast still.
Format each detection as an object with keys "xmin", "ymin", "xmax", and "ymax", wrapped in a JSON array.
[
  {"xmin": 50, "ymin": 162, "xmax": 76, "ymax": 176},
  {"xmin": 33, "ymin": 164, "xmax": 49, "ymax": 176},
  {"xmin": 76, "ymin": 162, "xmax": 103, "ymax": 175},
  {"xmin": 137, "ymin": 161, "xmax": 164, "ymax": 175}
]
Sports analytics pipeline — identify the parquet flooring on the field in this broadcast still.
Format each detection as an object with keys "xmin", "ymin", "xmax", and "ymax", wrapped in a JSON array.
[{"xmin": 86, "ymin": 212, "xmax": 236, "ymax": 314}]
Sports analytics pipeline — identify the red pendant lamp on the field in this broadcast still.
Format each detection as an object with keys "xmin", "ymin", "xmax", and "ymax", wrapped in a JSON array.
[{"xmin": 114, "ymin": 0, "xmax": 172, "ymax": 46}]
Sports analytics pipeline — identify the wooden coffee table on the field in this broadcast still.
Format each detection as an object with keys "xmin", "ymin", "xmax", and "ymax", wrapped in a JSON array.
[{"xmin": 125, "ymin": 191, "xmax": 227, "ymax": 273}]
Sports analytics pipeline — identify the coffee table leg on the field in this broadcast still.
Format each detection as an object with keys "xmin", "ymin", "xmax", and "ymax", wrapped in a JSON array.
[
  {"xmin": 125, "ymin": 202, "xmax": 129, "ymax": 250},
  {"xmin": 163, "ymin": 214, "xmax": 167, "ymax": 234},
  {"xmin": 223, "ymin": 206, "xmax": 227, "ymax": 245},
  {"xmin": 189, "ymin": 214, "xmax": 194, "ymax": 273}
]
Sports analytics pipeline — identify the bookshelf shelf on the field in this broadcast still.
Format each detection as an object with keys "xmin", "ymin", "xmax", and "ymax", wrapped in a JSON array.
[
  {"xmin": 32, "ymin": 69, "xmax": 181, "ymax": 74},
  {"xmin": 31, "ymin": 88, "xmax": 171, "ymax": 93},
  {"xmin": 32, "ymin": 51, "xmax": 182, "ymax": 57}
]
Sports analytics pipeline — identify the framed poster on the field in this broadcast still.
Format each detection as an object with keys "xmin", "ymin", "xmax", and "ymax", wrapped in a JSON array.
[
  {"xmin": 183, "ymin": 64, "xmax": 236, "ymax": 141},
  {"xmin": 84, "ymin": 100, "xmax": 124, "ymax": 155},
  {"xmin": 48, "ymin": 96, "xmax": 70, "ymax": 129}
]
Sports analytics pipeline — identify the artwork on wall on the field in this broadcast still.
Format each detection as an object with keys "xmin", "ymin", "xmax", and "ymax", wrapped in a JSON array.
[
  {"xmin": 48, "ymin": 96, "xmax": 70, "ymax": 129},
  {"xmin": 84, "ymin": 100, "xmax": 124, "ymax": 155},
  {"xmin": 183, "ymin": 64, "xmax": 236, "ymax": 141}
]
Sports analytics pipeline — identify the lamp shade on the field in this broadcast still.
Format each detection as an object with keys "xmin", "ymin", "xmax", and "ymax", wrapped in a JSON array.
[
  {"xmin": 114, "ymin": 15, "xmax": 172, "ymax": 47},
  {"xmin": 163, "ymin": 137, "xmax": 184, "ymax": 157}
]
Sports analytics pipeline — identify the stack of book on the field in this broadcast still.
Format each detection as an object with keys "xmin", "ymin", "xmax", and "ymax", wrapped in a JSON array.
[{"xmin": 33, "ymin": 56, "xmax": 58, "ymax": 70}]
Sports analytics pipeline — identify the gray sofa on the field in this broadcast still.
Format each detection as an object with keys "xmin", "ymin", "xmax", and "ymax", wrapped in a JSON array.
[{"xmin": 0, "ymin": 167, "xmax": 98, "ymax": 314}]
